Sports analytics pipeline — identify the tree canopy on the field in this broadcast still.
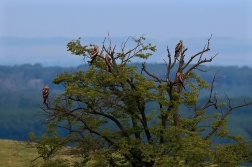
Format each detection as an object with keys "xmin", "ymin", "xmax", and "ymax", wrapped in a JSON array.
[{"xmin": 28, "ymin": 35, "xmax": 252, "ymax": 167}]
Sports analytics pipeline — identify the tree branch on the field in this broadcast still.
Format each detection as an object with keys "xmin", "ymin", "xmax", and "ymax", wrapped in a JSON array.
[
  {"xmin": 200, "ymin": 70, "xmax": 220, "ymax": 111},
  {"xmin": 204, "ymin": 96, "xmax": 252, "ymax": 140},
  {"xmin": 141, "ymin": 62, "xmax": 165, "ymax": 83}
]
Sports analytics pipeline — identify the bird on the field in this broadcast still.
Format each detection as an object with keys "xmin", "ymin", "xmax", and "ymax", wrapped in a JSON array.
[
  {"xmin": 90, "ymin": 45, "xmax": 99, "ymax": 64},
  {"xmin": 105, "ymin": 54, "xmax": 112, "ymax": 72},
  {"xmin": 175, "ymin": 40, "xmax": 183, "ymax": 58},
  {"xmin": 175, "ymin": 71, "xmax": 185, "ymax": 91},
  {"xmin": 42, "ymin": 84, "xmax": 49, "ymax": 105}
]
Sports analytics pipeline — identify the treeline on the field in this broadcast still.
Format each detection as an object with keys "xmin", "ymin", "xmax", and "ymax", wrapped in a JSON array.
[
  {"xmin": 0, "ymin": 63, "xmax": 251, "ymax": 141},
  {"xmin": 1, "ymin": 63, "xmax": 251, "ymax": 97}
]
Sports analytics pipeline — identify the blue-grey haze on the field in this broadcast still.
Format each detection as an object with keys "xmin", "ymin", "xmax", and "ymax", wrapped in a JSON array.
[
  {"xmin": 0, "ymin": 0, "xmax": 251, "ymax": 66},
  {"xmin": 0, "ymin": 36, "xmax": 251, "ymax": 67}
]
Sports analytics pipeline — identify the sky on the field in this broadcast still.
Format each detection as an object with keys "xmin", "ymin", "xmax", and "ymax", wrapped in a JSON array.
[{"xmin": 0, "ymin": 0, "xmax": 252, "ymax": 66}]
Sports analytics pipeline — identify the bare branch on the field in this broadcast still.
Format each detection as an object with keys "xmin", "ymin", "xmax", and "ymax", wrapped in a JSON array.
[
  {"xmin": 141, "ymin": 62, "xmax": 165, "ymax": 83},
  {"xmin": 200, "ymin": 70, "xmax": 220, "ymax": 110},
  {"xmin": 194, "ymin": 67, "xmax": 210, "ymax": 73},
  {"xmin": 121, "ymin": 36, "xmax": 131, "ymax": 53},
  {"xmin": 182, "ymin": 35, "xmax": 217, "ymax": 76},
  {"xmin": 244, "ymin": 127, "xmax": 252, "ymax": 137},
  {"xmin": 224, "ymin": 93, "xmax": 232, "ymax": 108},
  {"xmin": 166, "ymin": 46, "xmax": 177, "ymax": 78},
  {"xmin": 204, "ymin": 98, "xmax": 252, "ymax": 140},
  {"xmin": 185, "ymin": 53, "xmax": 218, "ymax": 76}
]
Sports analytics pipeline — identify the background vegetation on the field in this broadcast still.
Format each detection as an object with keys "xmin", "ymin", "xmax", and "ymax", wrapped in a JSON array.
[{"xmin": 0, "ymin": 64, "xmax": 251, "ymax": 142}]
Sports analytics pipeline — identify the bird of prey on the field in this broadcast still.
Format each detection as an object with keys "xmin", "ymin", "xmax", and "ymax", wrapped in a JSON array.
[
  {"xmin": 105, "ymin": 54, "xmax": 112, "ymax": 72},
  {"xmin": 175, "ymin": 40, "xmax": 183, "ymax": 58},
  {"xmin": 90, "ymin": 45, "xmax": 99, "ymax": 64},
  {"xmin": 175, "ymin": 71, "xmax": 185, "ymax": 91},
  {"xmin": 42, "ymin": 84, "xmax": 49, "ymax": 105}
]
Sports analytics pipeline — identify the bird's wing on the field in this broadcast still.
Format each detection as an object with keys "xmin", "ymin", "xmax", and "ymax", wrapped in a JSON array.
[
  {"xmin": 91, "ymin": 45, "xmax": 99, "ymax": 58},
  {"xmin": 175, "ymin": 41, "xmax": 183, "ymax": 52}
]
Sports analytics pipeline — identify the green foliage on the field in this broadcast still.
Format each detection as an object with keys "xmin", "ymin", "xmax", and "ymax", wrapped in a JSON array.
[
  {"xmin": 211, "ymin": 141, "xmax": 252, "ymax": 166},
  {"xmin": 28, "ymin": 131, "xmax": 69, "ymax": 162},
  {"xmin": 28, "ymin": 35, "xmax": 252, "ymax": 166},
  {"xmin": 67, "ymin": 37, "xmax": 88, "ymax": 56},
  {"xmin": 40, "ymin": 159, "xmax": 70, "ymax": 167}
]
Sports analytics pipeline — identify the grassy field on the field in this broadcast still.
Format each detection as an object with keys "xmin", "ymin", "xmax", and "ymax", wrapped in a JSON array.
[
  {"xmin": 0, "ymin": 139, "xmax": 78, "ymax": 167},
  {"xmin": 0, "ymin": 139, "xmax": 250, "ymax": 167}
]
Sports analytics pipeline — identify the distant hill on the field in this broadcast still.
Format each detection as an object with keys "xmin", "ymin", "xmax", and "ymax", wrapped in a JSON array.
[
  {"xmin": 0, "ymin": 36, "xmax": 251, "ymax": 67},
  {"xmin": 0, "ymin": 63, "xmax": 251, "ymax": 108},
  {"xmin": 0, "ymin": 64, "xmax": 251, "ymax": 142}
]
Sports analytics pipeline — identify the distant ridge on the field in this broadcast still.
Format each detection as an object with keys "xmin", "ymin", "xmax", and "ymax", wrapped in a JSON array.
[{"xmin": 0, "ymin": 36, "xmax": 251, "ymax": 67}]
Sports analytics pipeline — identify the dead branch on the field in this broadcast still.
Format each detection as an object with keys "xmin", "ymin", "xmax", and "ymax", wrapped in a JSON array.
[
  {"xmin": 200, "ymin": 70, "xmax": 220, "ymax": 111},
  {"xmin": 185, "ymin": 53, "xmax": 218, "ymax": 76},
  {"xmin": 182, "ymin": 35, "xmax": 217, "ymax": 76},
  {"xmin": 244, "ymin": 127, "xmax": 252, "ymax": 137},
  {"xmin": 166, "ymin": 46, "xmax": 177, "ymax": 80},
  {"xmin": 204, "ymin": 96, "xmax": 252, "ymax": 140},
  {"xmin": 121, "ymin": 36, "xmax": 131, "ymax": 53},
  {"xmin": 141, "ymin": 62, "xmax": 165, "ymax": 83},
  {"xmin": 194, "ymin": 67, "xmax": 210, "ymax": 73}
]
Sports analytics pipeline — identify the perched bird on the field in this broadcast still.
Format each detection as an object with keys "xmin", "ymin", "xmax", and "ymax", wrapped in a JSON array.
[
  {"xmin": 90, "ymin": 45, "xmax": 99, "ymax": 64},
  {"xmin": 175, "ymin": 40, "xmax": 183, "ymax": 58},
  {"xmin": 175, "ymin": 71, "xmax": 185, "ymax": 91},
  {"xmin": 105, "ymin": 54, "xmax": 112, "ymax": 72},
  {"xmin": 42, "ymin": 84, "xmax": 49, "ymax": 105}
]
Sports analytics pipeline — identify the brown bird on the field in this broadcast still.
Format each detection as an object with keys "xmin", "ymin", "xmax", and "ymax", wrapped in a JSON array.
[
  {"xmin": 42, "ymin": 84, "xmax": 49, "ymax": 105},
  {"xmin": 90, "ymin": 45, "xmax": 99, "ymax": 64},
  {"xmin": 175, "ymin": 71, "xmax": 185, "ymax": 91},
  {"xmin": 175, "ymin": 40, "xmax": 183, "ymax": 58},
  {"xmin": 105, "ymin": 54, "xmax": 112, "ymax": 72}
]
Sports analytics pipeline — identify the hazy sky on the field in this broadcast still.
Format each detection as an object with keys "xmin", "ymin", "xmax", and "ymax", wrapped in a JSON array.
[
  {"xmin": 1, "ymin": 0, "xmax": 251, "ymax": 39},
  {"xmin": 0, "ymin": 0, "xmax": 252, "ymax": 66}
]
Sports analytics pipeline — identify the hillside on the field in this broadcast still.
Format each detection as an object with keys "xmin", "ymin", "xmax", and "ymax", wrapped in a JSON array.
[
  {"xmin": 0, "ymin": 139, "xmax": 79, "ymax": 167},
  {"xmin": 1, "ymin": 139, "xmax": 250, "ymax": 167},
  {"xmin": 0, "ymin": 139, "xmax": 42, "ymax": 167},
  {"xmin": 0, "ymin": 64, "xmax": 251, "ymax": 141}
]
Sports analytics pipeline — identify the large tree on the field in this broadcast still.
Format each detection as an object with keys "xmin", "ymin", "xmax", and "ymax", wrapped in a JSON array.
[{"xmin": 29, "ymin": 35, "xmax": 252, "ymax": 167}]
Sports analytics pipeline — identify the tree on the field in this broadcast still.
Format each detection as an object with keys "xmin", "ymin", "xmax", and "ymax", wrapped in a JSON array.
[{"xmin": 28, "ymin": 35, "xmax": 252, "ymax": 167}]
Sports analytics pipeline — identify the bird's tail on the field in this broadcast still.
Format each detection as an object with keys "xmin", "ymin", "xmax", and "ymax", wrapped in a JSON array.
[
  {"xmin": 43, "ymin": 98, "xmax": 47, "ymax": 104},
  {"xmin": 175, "ymin": 51, "xmax": 180, "ymax": 58}
]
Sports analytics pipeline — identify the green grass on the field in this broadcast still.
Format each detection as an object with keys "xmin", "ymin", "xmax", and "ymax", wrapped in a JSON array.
[
  {"xmin": 0, "ymin": 139, "xmax": 79, "ymax": 167},
  {"xmin": 0, "ymin": 139, "xmax": 39, "ymax": 167},
  {"xmin": 0, "ymin": 139, "xmax": 250, "ymax": 167}
]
